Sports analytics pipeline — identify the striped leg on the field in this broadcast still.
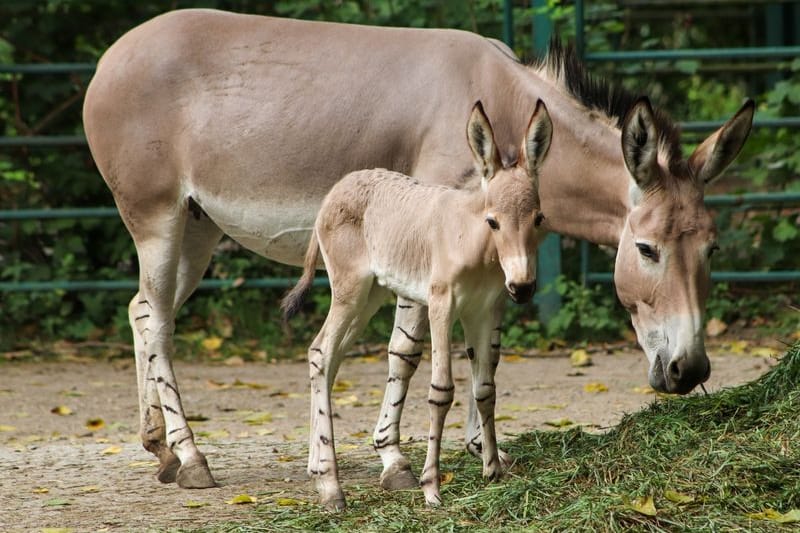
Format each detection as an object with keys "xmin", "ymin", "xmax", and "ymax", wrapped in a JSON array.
[
  {"xmin": 419, "ymin": 285, "xmax": 454, "ymax": 506},
  {"xmin": 465, "ymin": 299, "xmax": 512, "ymax": 469},
  {"xmin": 374, "ymin": 297, "xmax": 428, "ymax": 490},
  {"xmin": 308, "ymin": 280, "xmax": 385, "ymax": 511},
  {"xmin": 131, "ymin": 212, "xmax": 222, "ymax": 485},
  {"xmin": 130, "ymin": 293, "xmax": 180, "ymax": 483},
  {"xmin": 462, "ymin": 307, "xmax": 503, "ymax": 482}
]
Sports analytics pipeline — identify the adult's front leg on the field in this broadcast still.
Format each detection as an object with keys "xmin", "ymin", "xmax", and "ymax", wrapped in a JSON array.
[
  {"xmin": 419, "ymin": 285, "xmax": 454, "ymax": 506},
  {"xmin": 464, "ymin": 298, "xmax": 512, "ymax": 468},
  {"xmin": 374, "ymin": 297, "xmax": 428, "ymax": 490}
]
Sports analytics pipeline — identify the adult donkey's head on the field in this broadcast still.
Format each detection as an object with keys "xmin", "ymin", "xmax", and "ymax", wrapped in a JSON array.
[{"xmin": 615, "ymin": 97, "xmax": 754, "ymax": 394}]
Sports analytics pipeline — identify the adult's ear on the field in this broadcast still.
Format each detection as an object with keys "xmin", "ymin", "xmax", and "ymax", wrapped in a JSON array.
[
  {"xmin": 688, "ymin": 99, "xmax": 755, "ymax": 186},
  {"xmin": 467, "ymin": 101, "xmax": 501, "ymax": 183},
  {"xmin": 621, "ymin": 97, "xmax": 660, "ymax": 191}
]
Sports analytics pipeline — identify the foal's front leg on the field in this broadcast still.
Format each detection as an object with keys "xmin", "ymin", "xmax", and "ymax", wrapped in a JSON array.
[
  {"xmin": 419, "ymin": 285, "xmax": 455, "ymax": 506},
  {"xmin": 374, "ymin": 297, "xmax": 428, "ymax": 490},
  {"xmin": 465, "ymin": 298, "xmax": 512, "ymax": 469},
  {"xmin": 462, "ymin": 309, "xmax": 503, "ymax": 482}
]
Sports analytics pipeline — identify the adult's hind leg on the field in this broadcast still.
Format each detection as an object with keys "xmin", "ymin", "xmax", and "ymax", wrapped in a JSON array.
[{"xmin": 133, "ymin": 207, "xmax": 221, "ymax": 489}]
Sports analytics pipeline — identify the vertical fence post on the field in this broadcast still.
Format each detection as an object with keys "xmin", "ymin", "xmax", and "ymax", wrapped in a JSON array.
[
  {"xmin": 503, "ymin": 0, "xmax": 514, "ymax": 50},
  {"xmin": 531, "ymin": 0, "xmax": 562, "ymax": 322}
]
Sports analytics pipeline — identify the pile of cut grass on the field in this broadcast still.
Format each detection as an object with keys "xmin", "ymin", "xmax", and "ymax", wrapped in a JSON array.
[{"xmin": 211, "ymin": 343, "xmax": 800, "ymax": 532}]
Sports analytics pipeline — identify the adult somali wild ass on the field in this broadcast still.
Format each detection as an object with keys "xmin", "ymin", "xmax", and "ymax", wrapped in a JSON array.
[
  {"xmin": 281, "ymin": 100, "xmax": 553, "ymax": 509},
  {"xmin": 82, "ymin": 9, "xmax": 754, "ymax": 491}
]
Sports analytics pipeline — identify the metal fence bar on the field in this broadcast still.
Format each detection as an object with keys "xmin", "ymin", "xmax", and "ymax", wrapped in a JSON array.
[
  {"xmin": 0, "ymin": 135, "xmax": 87, "ymax": 147},
  {"xmin": 584, "ymin": 46, "xmax": 800, "ymax": 62},
  {"xmin": 586, "ymin": 271, "xmax": 800, "ymax": 284},
  {"xmin": 0, "ymin": 277, "xmax": 329, "ymax": 293},
  {"xmin": 0, "ymin": 208, "xmax": 118, "ymax": 220},
  {"xmin": 0, "ymin": 63, "xmax": 95, "ymax": 74}
]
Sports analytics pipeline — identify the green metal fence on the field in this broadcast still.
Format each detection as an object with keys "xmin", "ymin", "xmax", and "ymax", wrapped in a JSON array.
[
  {"xmin": 570, "ymin": 0, "xmax": 800, "ymax": 286},
  {"xmin": 2, "ymin": 2, "xmax": 798, "ymax": 308}
]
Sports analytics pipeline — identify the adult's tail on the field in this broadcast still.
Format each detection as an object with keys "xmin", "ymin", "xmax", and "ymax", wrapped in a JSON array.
[{"xmin": 281, "ymin": 230, "xmax": 320, "ymax": 321}]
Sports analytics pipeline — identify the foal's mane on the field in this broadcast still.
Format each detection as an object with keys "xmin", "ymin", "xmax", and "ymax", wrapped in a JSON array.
[{"xmin": 535, "ymin": 38, "xmax": 684, "ymax": 173}]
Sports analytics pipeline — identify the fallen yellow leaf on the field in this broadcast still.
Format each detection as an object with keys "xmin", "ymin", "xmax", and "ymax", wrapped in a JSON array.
[
  {"xmin": 85, "ymin": 418, "xmax": 105, "ymax": 431},
  {"xmin": 101, "ymin": 445, "xmax": 122, "ymax": 455},
  {"xmin": 338, "ymin": 444, "xmax": 359, "ymax": 452},
  {"xmin": 495, "ymin": 414, "xmax": 517, "ymax": 422},
  {"xmin": 501, "ymin": 354, "xmax": 524, "ymax": 363},
  {"xmin": 276, "ymin": 455, "xmax": 296, "ymax": 462},
  {"xmin": 80, "ymin": 485, "xmax": 99, "ymax": 493},
  {"xmin": 256, "ymin": 428, "xmax": 275, "ymax": 436},
  {"xmin": 445, "ymin": 421, "xmax": 463, "ymax": 429},
  {"xmin": 224, "ymin": 356, "xmax": 245, "ymax": 366},
  {"xmin": 632, "ymin": 386, "xmax": 655, "ymax": 394},
  {"xmin": 232, "ymin": 379, "xmax": 267, "ymax": 389},
  {"xmin": 545, "ymin": 418, "xmax": 573, "ymax": 428},
  {"xmin": 350, "ymin": 431, "xmax": 370, "ymax": 438},
  {"xmin": 332, "ymin": 380, "xmax": 354, "ymax": 392},
  {"xmin": 127, "ymin": 461, "xmax": 159, "ymax": 468},
  {"xmin": 51, "ymin": 406, "xmax": 73, "ymax": 416},
  {"xmin": 184, "ymin": 500, "xmax": 209, "ymax": 508},
  {"xmin": 570, "ymin": 349, "xmax": 592, "ymax": 367},
  {"xmin": 747, "ymin": 508, "xmax": 800, "ymax": 523},
  {"xmin": 665, "ymin": 489, "xmax": 695, "ymax": 504},
  {"xmin": 334, "ymin": 394, "xmax": 359, "ymax": 406},
  {"xmin": 243, "ymin": 412, "xmax": 273, "ymax": 426},
  {"xmin": 626, "ymin": 495, "xmax": 657, "ymax": 516},
  {"xmin": 33, "ymin": 487, "xmax": 49, "ymax": 494},
  {"xmin": 201, "ymin": 336, "xmax": 223, "ymax": 351},
  {"xmin": 0, "ymin": 424, "xmax": 16, "ymax": 432},
  {"xmin": 276, "ymin": 497, "xmax": 304, "ymax": 506},
  {"xmin": 440, "ymin": 472, "xmax": 455, "ymax": 485},
  {"xmin": 584, "ymin": 382, "xmax": 609, "ymax": 393},
  {"xmin": 751, "ymin": 346, "xmax": 775, "ymax": 358},
  {"xmin": 226, "ymin": 494, "xmax": 257, "ymax": 505},
  {"xmin": 729, "ymin": 340, "xmax": 749, "ymax": 354}
]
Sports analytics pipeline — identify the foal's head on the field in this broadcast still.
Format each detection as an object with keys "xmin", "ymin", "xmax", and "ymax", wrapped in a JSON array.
[
  {"xmin": 466, "ymin": 100, "xmax": 553, "ymax": 304},
  {"xmin": 615, "ymin": 97, "xmax": 754, "ymax": 394}
]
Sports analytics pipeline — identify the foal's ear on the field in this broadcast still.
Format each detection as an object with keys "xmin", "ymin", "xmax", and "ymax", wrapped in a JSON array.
[
  {"xmin": 521, "ymin": 99, "xmax": 553, "ymax": 181},
  {"xmin": 467, "ymin": 101, "xmax": 501, "ymax": 182},
  {"xmin": 688, "ymin": 99, "xmax": 755, "ymax": 186},
  {"xmin": 621, "ymin": 97, "xmax": 660, "ymax": 191}
]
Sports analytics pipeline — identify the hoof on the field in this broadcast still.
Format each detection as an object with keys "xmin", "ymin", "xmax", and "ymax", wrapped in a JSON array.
[
  {"xmin": 380, "ymin": 460, "xmax": 418, "ymax": 491},
  {"xmin": 321, "ymin": 496, "xmax": 347, "ymax": 512},
  {"xmin": 424, "ymin": 492, "xmax": 442, "ymax": 507},
  {"xmin": 498, "ymin": 449, "xmax": 513, "ymax": 469},
  {"xmin": 176, "ymin": 457, "xmax": 217, "ymax": 489},
  {"xmin": 156, "ymin": 455, "xmax": 181, "ymax": 484}
]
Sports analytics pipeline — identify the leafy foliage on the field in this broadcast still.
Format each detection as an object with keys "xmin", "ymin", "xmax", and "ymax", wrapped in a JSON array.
[{"xmin": 1, "ymin": 1, "xmax": 797, "ymax": 351}]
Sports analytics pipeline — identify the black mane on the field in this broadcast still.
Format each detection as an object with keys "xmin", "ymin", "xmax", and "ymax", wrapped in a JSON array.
[{"xmin": 538, "ymin": 37, "xmax": 684, "ymax": 171}]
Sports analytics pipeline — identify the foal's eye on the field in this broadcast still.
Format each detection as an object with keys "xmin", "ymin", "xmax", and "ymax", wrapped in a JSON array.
[
  {"xmin": 636, "ymin": 242, "xmax": 659, "ymax": 262},
  {"xmin": 708, "ymin": 243, "xmax": 720, "ymax": 258},
  {"xmin": 486, "ymin": 216, "xmax": 500, "ymax": 230},
  {"xmin": 534, "ymin": 212, "xmax": 546, "ymax": 228}
]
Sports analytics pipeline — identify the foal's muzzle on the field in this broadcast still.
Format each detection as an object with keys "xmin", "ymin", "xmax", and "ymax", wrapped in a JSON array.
[{"xmin": 507, "ymin": 281, "xmax": 535, "ymax": 304}]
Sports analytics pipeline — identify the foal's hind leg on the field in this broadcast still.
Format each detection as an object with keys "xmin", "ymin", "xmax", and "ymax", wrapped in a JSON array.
[
  {"xmin": 133, "ymin": 211, "xmax": 219, "ymax": 489},
  {"xmin": 374, "ymin": 298, "xmax": 428, "ymax": 490}
]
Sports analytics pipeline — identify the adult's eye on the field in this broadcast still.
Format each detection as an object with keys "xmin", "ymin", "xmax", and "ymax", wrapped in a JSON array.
[
  {"xmin": 486, "ymin": 216, "xmax": 499, "ymax": 230},
  {"xmin": 534, "ymin": 212, "xmax": 545, "ymax": 228},
  {"xmin": 636, "ymin": 242, "xmax": 659, "ymax": 262},
  {"xmin": 708, "ymin": 243, "xmax": 720, "ymax": 258}
]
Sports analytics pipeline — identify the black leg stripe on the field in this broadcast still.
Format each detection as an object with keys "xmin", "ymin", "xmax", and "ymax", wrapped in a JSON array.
[
  {"xmin": 396, "ymin": 326, "xmax": 423, "ymax": 344},
  {"xmin": 428, "ymin": 398, "xmax": 452, "ymax": 407},
  {"xmin": 390, "ymin": 392, "xmax": 407, "ymax": 407},
  {"xmin": 430, "ymin": 383, "xmax": 454, "ymax": 392},
  {"xmin": 373, "ymin": 439, "xmax": 399, "ymax": 450},
  {"xmin": 389, "ymin": 351, "xmax": 421, "ymax": 369}
]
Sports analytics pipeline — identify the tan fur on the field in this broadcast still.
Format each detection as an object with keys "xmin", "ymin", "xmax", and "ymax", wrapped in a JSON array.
[
  {"xmin": 82, "ymin": 9, "xmax": 754, "ymax": 494},
  {"xmin": 289, "ymin": 102, "xmax": 552, "ymax": 508}
]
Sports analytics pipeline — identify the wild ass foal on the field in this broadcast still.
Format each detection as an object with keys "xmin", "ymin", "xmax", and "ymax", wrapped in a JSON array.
[{"xmin": 282, "ymin": 101, "xmax": 553, "ymax": 509}]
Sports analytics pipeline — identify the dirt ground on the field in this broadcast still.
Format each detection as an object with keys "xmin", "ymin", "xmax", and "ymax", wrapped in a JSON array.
[{"xmin": 0, "ymin": 341, "xmax": 782, "ymax": 532}]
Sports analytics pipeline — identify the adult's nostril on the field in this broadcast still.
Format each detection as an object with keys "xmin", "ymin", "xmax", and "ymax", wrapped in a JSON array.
[
  {"xmin": 508, "ymin": 282, "xmax": 518, "ymax": 294},
  {"xmin": 668, "ymin": 360, "xmax": 681, "ymax": 381}
]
